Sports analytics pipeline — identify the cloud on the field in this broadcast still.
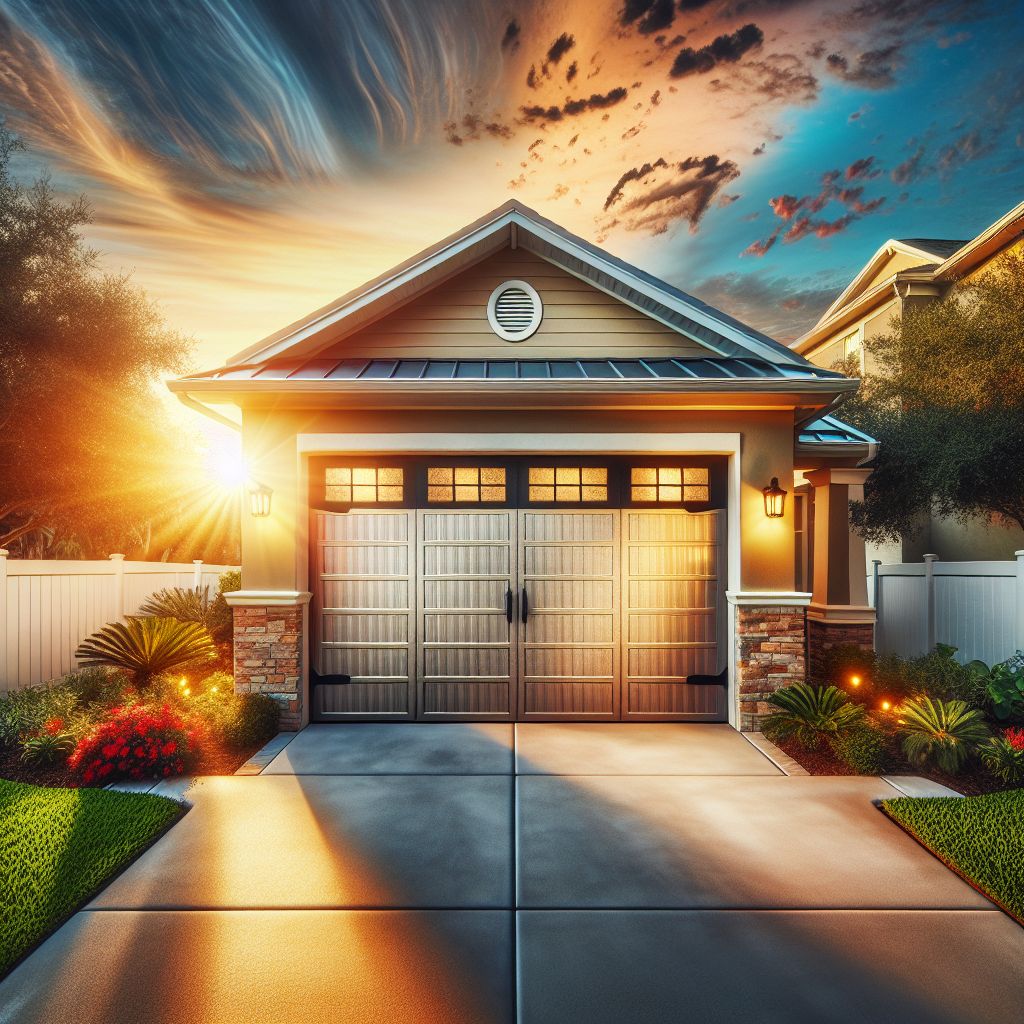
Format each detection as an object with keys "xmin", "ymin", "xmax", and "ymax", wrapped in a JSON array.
[
  {"xmin": 891, "ymin": 144, "xmax": 926, "ymax": 183},
  {"xmin": 520, "ymin": 88, "xmax": 629, "ymax": 123},
  {"xmin": 845, "ymin": 156, "xmax": 880, "ymax": 180},
  {"xmin": 848, "ymin": 104, "xmax": 871, "ymax": 122},
  {"xmin": 825, "ymin": 45, "xmax": 903, "ymax": 89},
  {"xmin": 745, "ymin": 165, "xmax": 887, "ymax": 254},
  {"xmin": 501, "ymin": 20, "xmax": 521, "ymax": 53},
  {"xmin": 546, "ymin": 33, "xmax": 576, "ymax": 65},
  {"xmin": 670, "ymin": 24, "xmax": 764, "ymax": 79},
  {"xmin": 937, "ymin": 30, "xmax": 971, "ymax": 48},
  {"xmin": 937, "ymin": 129, "xmax": 988, "ymax": 172},
  {"xmin": 691, "ymin": 270, "xmax": 844, "ymax": 341},
  {"xmin": 638, "ymin": 0, "xmax": 678, "ymax": 35},
  {"xmin": 752, "ymin": 143, "xmax": 766, "ymax": 156},
  {"xmin": 600, "ymin": 154, "xmax": 741, "ymax": 235},
  {"xmin": 566, "ymin": 61, "xmax": 578, "ymax": 82},
  {"xmin": 444, "ymin": 113, "xmax": 514, "ymax": 145}
]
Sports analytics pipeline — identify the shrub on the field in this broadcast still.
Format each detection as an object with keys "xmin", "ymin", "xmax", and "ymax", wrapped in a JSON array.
[
  {"xmin": 208, "ymin": 569, "xmax": 241, "ymax": 644},
  {"xmin": 899, "ymin": 696, "xmax": 990, "ymax": 775},
  {"xmin": 138, "ymin": 586, "xmax": 217, "ymax": 630},
  {"xmin": 762, "ymin": 683, "xmax": 864, "ymax": 749},
  {"xmin": 75, "ymin": 616, "xmax": 216, "ymax": 686},
  {"xmin": 818, "ymin": 644, "xmax": 979, "ymax": 708},
  {"xmin": 19, "ymin": 718, "xmax": 77, "ymax": 766},
  {"xmin": 979, "ymin": 728, "xmax": 1024, "ymax": 785},
  {"xmin": 58, "ymin": 667, "xmax": 135, "ymax": 710},
  {"xmin": 0, "ymin": 685, "xmax": 82, "ymax": 749},
  {"xmin": 151, "ymin": 671, "xmax": 279, "ymax": 750},
  {"xmin": 967, "ymin": 654, "xmax": 1024, "ymax": 722},
  {"xmin": 68, "ymin": 704, "xmax": 203, "ymax": 784},
  {"xmin": 829, "ymin": 722, "xmax": 893, "ymax": 774}
]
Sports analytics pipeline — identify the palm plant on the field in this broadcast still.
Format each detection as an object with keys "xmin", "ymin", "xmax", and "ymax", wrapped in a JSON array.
[
  {"xmin": 138, "ymin": 586, "xmax": 216, "ymax": 630},
  {"xmin": 899, "ymin": 696, "xmax": 989, "ymax": 775},
  {"xmin": 762, "ymin": 683, "xmax": 864, "ymax": 748},
  {"xmin": 979, "ymin": 729, "xmax": 1024, "ymax": 784},
  {"xmin": 75, "ymin": 617, "xmax": 216, "ymax": 687}
]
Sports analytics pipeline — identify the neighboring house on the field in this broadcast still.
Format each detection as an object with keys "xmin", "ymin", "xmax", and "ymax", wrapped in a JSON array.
[
  {"xmin": 793, "ymin": 200, "xmax": 1024, "ymax": 563},
  {"xmin": 171, "ymin": 201, "xmax": 873, "ymax": 733}
]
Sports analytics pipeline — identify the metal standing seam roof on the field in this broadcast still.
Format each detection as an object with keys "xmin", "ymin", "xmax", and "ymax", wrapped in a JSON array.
[
  {"xmin": 191, "ymin": 356, "xmax": 848, "ymax": 384},
  {"xmin": 798, "ymin": 414, "xmax": 876, "ymax": 447}
]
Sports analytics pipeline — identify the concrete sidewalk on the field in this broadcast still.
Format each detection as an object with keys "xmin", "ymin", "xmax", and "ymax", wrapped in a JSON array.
[{"xmin": 2, "ymin": 724, "xmax": 1022, "ymax": 1024}]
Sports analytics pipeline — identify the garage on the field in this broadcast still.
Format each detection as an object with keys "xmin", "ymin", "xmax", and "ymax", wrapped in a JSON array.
[{"xmin": 310, "ymin": 456, "xmax": 726, "ymax": 722}]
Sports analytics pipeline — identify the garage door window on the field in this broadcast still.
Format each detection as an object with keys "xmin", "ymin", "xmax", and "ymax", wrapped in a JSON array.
[
  {"xmin": 325, "ymin": 466, "xmax": 404, "ymax": 503},
  {"xmin": 528, "ymin": 466, "xmax": 608, "ymax": 503},
  {"xmin": 630, "ymin": 467, "xmax": 709, "ymax": 503},
  {"xmin": 427, "ymin": 466, "xmax": 507, "ymax": 503}
]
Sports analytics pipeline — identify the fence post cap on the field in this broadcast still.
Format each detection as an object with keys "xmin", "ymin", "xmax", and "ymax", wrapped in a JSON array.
[
  {"xmin": 1015, "ymin": 550, "xmax": 1024, "ymax": 558},
  {"xmin": 923, "ymin": 553, "xmax": 939, "ymax": 562},
  {"xmin": 108, "ymin": 553, "xmax": 126, "ymax": 561},
  {"xmin": 871, "ymin": 559, "xmax": 882, "ymax": 565},
  {"xmin": 0, "ymin": 549, "xmax": 8, "ymax": 558},
  {"xmin": 193, "ymin": 559, "xmax": 204, "ymax": 566}
]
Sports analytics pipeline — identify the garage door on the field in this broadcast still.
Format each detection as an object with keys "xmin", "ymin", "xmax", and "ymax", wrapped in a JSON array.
[{"xmin": 311, "ymin": 507, "xmax": 723, "ymax": 721}]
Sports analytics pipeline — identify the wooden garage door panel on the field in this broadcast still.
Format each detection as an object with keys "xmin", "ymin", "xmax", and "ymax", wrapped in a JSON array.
[
  {"xmin": 313, "ymin": 510, "xmax": 416, "ymax": 719},
  {"xmin": 519, "ymin": 510, "xmax": 620, "ymax": 720},
  {"xmin": 622, "ymin": 509, "xmax": 723, "ymax": 720},
  {"xmin": 417, "ymin": 510, "xmax": 516, "ymax": 719}
]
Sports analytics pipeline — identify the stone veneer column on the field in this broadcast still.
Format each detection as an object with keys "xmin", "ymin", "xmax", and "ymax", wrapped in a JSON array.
[
  {"xmin": 729, "ymin": 595, "xmax": 810, "ymax": 731},
  {"xmin": 224, "ymin": 591, "xmax": 312, "ymax": 731}
]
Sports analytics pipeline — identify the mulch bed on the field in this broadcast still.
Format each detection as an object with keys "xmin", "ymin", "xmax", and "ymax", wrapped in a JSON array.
[
  {"xmin": 773, "ymin": 735, "xmax": 1011, "ymax": 794},
  {"xmin": 0, "ymin": 739, "xmax": 263, "ymax": 789}
]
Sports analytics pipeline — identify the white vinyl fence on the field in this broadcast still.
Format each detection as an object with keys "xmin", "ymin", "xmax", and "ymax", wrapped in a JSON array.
[
  {"xmin": 871, "ymin": 551, "xmax": 1024, "ymax": 666},
  {"xmin": 0, "ymin": 551, "xmax": 239, "ymax": 692}
]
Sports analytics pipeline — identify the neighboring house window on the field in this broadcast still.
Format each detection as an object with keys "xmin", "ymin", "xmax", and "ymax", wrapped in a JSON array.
[
  {"xmin": 427, "ymin": 466, "xmax": 507, "ymax": 503},
  {"xmin": 528, "ymin": 466, "xmax": 608, "ymax": 502},
  {"xmin": 325, "ymin": 467, "xmax": 404, "ymax": 503},
  {"xmin": 630, "ymin": 467, "xmax": 709, "ymax": 503},
  {"xmin": 842, "ymin": 330, "xmax": 862, "ymax": 362}
]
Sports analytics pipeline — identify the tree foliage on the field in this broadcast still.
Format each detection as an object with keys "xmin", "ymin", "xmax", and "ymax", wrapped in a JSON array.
[
  {"xmin": 0, "ymin": 127, "xmax": 238, "ymax": 561},
  {"xmin": 840, "ymin": 253, "xmax": 1024, "ymax": 542}
]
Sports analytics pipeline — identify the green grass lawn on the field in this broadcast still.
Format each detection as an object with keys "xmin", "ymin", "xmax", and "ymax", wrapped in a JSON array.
[
  {"xmin": 0, "ymin": 779, "xmax": 184, "ymax": 977},
  {"xmin": 882, "ymin": 789, "xmax": 1024, "ymax": 923}
]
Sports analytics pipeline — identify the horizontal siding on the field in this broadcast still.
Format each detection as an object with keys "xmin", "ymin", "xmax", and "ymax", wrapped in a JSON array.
[{"xmin": 319, "ymin": 248, "xmax": 714, "ymax": 359}]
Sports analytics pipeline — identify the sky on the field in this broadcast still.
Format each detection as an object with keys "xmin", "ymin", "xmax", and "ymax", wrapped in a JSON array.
[{"xmin": 0, "ymin": 0, "xmax": 1021, "ymax": 369}]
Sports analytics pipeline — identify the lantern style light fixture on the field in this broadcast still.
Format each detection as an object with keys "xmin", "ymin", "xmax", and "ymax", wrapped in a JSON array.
[
  {"xmin": 247, "ymin": 480, "xmax": 273, "ymax": 518},
  {"xmin": 762, "ymin": 477, "xmax": 787, "ymax": 518}
]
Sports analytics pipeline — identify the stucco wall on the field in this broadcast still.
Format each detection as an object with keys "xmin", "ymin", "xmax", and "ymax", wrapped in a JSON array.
[{"xmin": 238, "ymin": 406, "xmax": 797, "ymax": 596}]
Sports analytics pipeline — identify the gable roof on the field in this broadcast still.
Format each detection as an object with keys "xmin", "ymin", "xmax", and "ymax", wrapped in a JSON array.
[{"xmin": 220, "ymin": 200, "xmax": 810, "ymax": 371}]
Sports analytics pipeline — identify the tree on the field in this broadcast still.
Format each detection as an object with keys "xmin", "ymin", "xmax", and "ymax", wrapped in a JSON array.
[
  {"xmin": 841, "ymin": 252, "xmax": 1024, "ymax": 542},
  {"xmin": 0, "ymin": 127, "xmax": 239, "ymax": 561}
]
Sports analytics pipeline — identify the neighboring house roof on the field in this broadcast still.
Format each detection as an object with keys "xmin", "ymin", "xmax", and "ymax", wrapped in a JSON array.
[
  {"xmin": 189, "ymin": 355, "xmax": 845, "ymax": 385},
  {"xmin": 793, "ymin": 201, "xmax": 1024, "ymax": 356},
  {"xmin": 895, "ymin": 238, "xmax": 969, "ymax": 261},
  {"xmin": 217, "ymin": 199, "xmax": 810, "ymax": 372},
  {"xmin": 932, "ymin": 200, "xmax": 1024, "ymax": 282}
]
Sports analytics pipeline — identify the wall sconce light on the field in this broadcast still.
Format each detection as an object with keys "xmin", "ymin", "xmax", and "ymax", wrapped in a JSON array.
[
  {"xmin": 762, "ymin": 477, "xmax": 787, "ymax": 518},
  {"xmin": 247, "ymin": 480, "xmax": 273, "ymax": 518}
]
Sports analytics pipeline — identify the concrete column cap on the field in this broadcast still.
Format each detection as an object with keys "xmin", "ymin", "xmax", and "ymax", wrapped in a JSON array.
[
  {"xmin": 224, "ymin": 590, "xmax": 312, "ymax": 608},
  {"xmin": 726, "ymin": 591, "xmax": 812, "ymax": 607}
]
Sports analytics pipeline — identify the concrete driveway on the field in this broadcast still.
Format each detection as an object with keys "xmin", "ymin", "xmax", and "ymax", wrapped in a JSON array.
[{"xmin": 2, "ymin": 723, "xmax": 1023, "ymax": 1023}]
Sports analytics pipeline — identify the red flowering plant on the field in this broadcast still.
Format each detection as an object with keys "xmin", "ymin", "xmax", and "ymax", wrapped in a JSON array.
[{"xmin": 68, "ymin": 704, "xmax": 204, "ymax": 784}]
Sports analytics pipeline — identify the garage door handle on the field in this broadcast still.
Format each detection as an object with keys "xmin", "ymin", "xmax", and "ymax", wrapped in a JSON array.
[
  {"xmin": 505, "ymin": 586, "xmax": 514, "ymax": 624},
  {"xmin": 520, "ymin": 587, "xmax": 529, "ymax": 624}
]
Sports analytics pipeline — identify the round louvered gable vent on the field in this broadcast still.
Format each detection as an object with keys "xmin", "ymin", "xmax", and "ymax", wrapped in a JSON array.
[{"xmin": 487, "ymin": 280, "xmax": 543, "ymax": 341}]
